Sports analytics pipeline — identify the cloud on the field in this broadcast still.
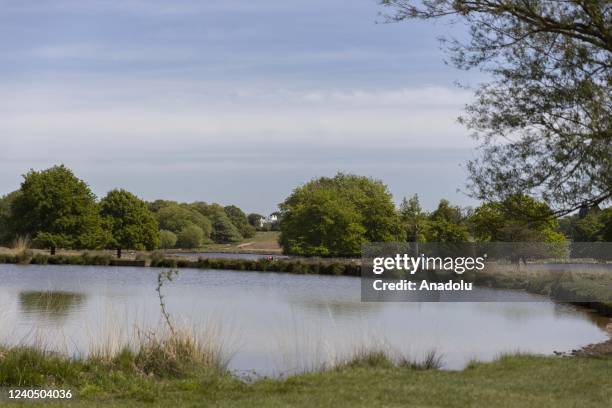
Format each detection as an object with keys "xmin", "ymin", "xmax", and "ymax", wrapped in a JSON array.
[
  {"xmin": 29, "ymin": 43, "xmax": 199, "ymax": 63},
  {"xmin": 0, "ymin": 83, "xmax": 473, "ymax": 166}
]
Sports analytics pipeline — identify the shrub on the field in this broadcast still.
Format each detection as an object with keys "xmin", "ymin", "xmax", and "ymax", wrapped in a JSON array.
[
  {"xmin": 176, "ymin": 225, "xmax": 204, "ymax": 249},
  {"xmin": 159, "ymin": 230, "xmax": 178, "ymax": 249}
]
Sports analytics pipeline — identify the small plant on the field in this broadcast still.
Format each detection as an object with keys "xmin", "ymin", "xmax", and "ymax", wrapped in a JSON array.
[{"xmin": 156, "ymin": 269, "xmax": 179, "ymax": 336}]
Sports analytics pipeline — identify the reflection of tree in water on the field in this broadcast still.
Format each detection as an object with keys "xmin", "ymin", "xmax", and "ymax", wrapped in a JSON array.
[
  {"xmin": 289, "ymin": 299, "xmax": 383, "ymax": 320},
  {"xmin": 19, "ymin": 291, "xmax": 86, "ymax": 321},
  {"xmin": 552, "ymin": 303, "xmax": 610, "ymax": 331}
]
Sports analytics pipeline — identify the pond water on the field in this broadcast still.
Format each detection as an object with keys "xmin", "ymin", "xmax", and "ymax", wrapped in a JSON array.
[{"xmin": 0, "ymin": 264, "xmax": 608, "ymax": 376}]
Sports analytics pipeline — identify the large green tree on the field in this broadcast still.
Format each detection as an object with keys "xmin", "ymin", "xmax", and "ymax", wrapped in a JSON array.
[
  {"xmin": 10, "ymin": 165, "xmax": 107, "ymax": 253},
  {"xmin": 224, "ymin": 205, "xmax": 256, "ymax": 238},
  {"xmin": 210, "ymin": 212, "xmax": 243, "ymax": 244},
  {"xmin": 279, "ymin": 173, "xmax": 401, "ymax": 256},
  {"xmin": 100, "ymin": 189, "xmax": 160, "ymax": 258},
  {"xmin": 470, "ymin": 194, "xmax": 566, "ymax": 242},
  {"xmin": 191, "ymin": 202, "xmax": 243, "ymax": 244},
  {"xmin": 559, "ymin": 206, "xmax": 612, "ymax": 242},
  {"xmin": 154, "ymin": 204, "xmax": 212, "ymax": 239},
  {"xmin": 383, "ymin": 1, "xmax": 611, "ymax": 215},
  {"xmin": 426, "ymin": 199, "xmax": 470, "ymax": 242}
]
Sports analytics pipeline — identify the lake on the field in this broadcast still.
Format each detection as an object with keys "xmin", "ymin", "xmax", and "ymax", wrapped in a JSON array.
[{"xmin": 0, "ymin": 264, "xmax": 608, "ymax": 377}]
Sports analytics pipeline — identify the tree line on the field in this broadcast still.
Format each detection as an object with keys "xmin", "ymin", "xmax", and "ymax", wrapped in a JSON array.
[
  {"xmin": 1, "ymin": 167, "xmax": 610, "ymax": 258},
  {"xmin": 278, "ymin": 173, "xmax": 612, "ymax": 257},
  {"xmin": 0, "ymin": 165, "xmax": 261, "ymax": 257}
]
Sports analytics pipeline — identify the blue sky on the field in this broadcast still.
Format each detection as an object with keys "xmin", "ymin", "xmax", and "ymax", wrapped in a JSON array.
[{"xmin": 0, "ymin": 0, "xmax": 482, "ymax": 214}]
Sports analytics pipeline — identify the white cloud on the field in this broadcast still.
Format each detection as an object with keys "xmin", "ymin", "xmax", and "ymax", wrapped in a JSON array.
[{"xmin": 0, "ymin": 82, "xmax": 472, "ymax": 158}]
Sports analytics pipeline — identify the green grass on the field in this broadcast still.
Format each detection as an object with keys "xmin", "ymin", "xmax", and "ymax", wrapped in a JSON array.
[
  {"xmin": 0, "ymin": 347, "xmax": 610, "ymax": 407},
  {"xmin": 199, "ymin": 231, "xmax": 282, "ymax": 253}
]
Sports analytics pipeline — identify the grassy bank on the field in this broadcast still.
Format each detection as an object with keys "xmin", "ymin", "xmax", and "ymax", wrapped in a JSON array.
[
  {"xmin": 0, "ymin": 345, "xmax": 610, "ymax": 407},
  {"xmin": 0, "ymin": 251, "xmax": 361, "ymax": 276}
]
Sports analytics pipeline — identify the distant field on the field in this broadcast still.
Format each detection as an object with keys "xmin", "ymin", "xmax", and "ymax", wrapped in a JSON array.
[{"xmin": 201, "ymin": 231, "xmax": 281, "ymax": 254}]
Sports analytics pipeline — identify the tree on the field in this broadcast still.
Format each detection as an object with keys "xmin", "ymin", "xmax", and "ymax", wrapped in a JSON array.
[
  {"xmin": 100, "ymin": 189, "xmax": 160, "ymax": 258},
  {"xmin": 600, "ymin": 208, "xmax": 612, "ymax": 241},
  {"xmin": 470, "ymin": 194, "xmax": 566, "ymax": 242},
  {"xmin": 10, "ymin": 165, "xmax": 107, "ymax": 253},
  {"xmin": 398, "ymin": 194, "xmax": 428, "ymax": 242},
  {"xmin": 426, "ymin": 199, "xmax": 470, "ymax": 242},
  {"xmin": 159, "ymin": 230, "xmax": 178, "ymax": 249},
  {"xmin": 176, "ymin": 225, "xmax": 205, "ymax": 249},
  {"xmin": 278, "ymin": 173, "xmax": 401, "ymax": 256},
  {"xmin": 279, "ymin": 187, "xmax": 366, "ymax": 256},
  {"xmin": 210, "ymin": 213, "xmax": 243, "ymax": 244},
  {"xmin": 558, "ymin": 206, "xmax": 612, "ymax": 242},
  {"xmin": 247, "ymin": 213, "xmax": 265, "ymax": 229},
  {"xmin": 148, "ymin": 199, "xmax": 177, "ymax": 213},
  {"xmin": 224, "ymin": 205, "xmax": 256, "ymax": 238},
  {"xmin": 154, "ymin": 204, "xmax": 212, "ymax": 239},
  {"xmin": 191, "ymin": 202, "xmax": 244, "ymax": 243},
  {"xmin": 383, "ymin": 1, "xmax": 612, "ymax": 215},
  {"xmin": 0, "ymin": 191, "xmax": 20, "ymax": 246}
]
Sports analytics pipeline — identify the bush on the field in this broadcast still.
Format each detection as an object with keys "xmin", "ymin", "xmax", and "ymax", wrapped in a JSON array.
[
  {"xmin": 176, "ymin": 225, "xmax": 204, "ymax": 249},
  {"xmin": 159, "ymin": 230, "xmax": 178, "ymax": 249},
  {"xmin": 210, "ymin": 213, "xmax": 242, "ymax": 244}
]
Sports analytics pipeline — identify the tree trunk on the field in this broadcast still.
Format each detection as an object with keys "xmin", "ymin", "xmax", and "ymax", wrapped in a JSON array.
[{"xmin": 117, "ymin": 247, "xmax": 122, "ymax": 259}]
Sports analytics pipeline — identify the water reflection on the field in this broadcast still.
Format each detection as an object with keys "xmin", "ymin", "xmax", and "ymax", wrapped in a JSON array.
[
  {"xmin": 0, "ymin": 264, "xmax": 608, "ymax": 375},
  {"xmin": 19, "ymin": 291, "xmax": 87, "ymax": 322},
  {"xmin": 288, "ymin": 299, "xmax": 383, "ymax": 319}
]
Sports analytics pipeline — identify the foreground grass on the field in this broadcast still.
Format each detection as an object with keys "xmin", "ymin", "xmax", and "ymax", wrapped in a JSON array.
[{"xmin": 0, "ymin": 348, "xmax": 610, "ymax": 407}]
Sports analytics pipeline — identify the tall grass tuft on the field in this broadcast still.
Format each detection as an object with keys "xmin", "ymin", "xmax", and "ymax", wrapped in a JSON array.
[
  {"xmin": 333, "ymin": 346, "xmax": 443, "ymax": 371},
  {"xmin": 130, "ymin": 326, "xmax": 229, "ymax": 378},
  {"xmin": 11, "ymin": 236, "xmax": 30, "ymax": 252}
]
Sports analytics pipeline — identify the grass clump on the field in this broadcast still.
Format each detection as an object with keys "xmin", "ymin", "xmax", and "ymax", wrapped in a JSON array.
[
  {"xmin": 0, "ymin": 346, "xmax": 81, "ymax": 387},
  {"xmin": 335, "ymin": 348, "xmax": 443, "ymax": 371},
  {"xmin": 128, "ymin": 328, "xmax": 228, "ymax": 378}
]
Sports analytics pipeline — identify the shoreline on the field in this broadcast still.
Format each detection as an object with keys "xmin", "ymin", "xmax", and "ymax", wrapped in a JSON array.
[{"xmin": 0, "ymin": 250, "xmax": 610, "ymax": 317}]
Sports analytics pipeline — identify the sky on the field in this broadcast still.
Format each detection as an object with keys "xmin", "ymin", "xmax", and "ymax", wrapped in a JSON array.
[{"xmin": 0, "ymin": 0, "xmax": 483, "ymax": 214}]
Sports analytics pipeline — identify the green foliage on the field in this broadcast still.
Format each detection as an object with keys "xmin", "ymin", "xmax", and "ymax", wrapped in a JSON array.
[
  {"xmin": 10, "ymin": 165, "xmax": 107, "ymax": 250},
  {"xmin": 384, "ymin": 1, "xmax": 612, "ymax": 214},
  {"xmin": 471, "ymin": 194, "xmax": 566, "ymax": 243},
  {"xmin": 224, "ymin": 205, "xmax": 255, "ymax": 238},
  {"xmin": 399, "ymin": 194, "xmax": 428, "ymax": 242},
  {"xmin": 601, "ymin": 209, "xmax": 612, "ymax": 242},
  {"xmin": 159, "ymin": 230, "xmax": 178, "ymax": 249},
  {"xmin": 187, "ymin": 202, "xmax": 244, "ymax": 243},
  {"xmin": 279, "ymin": 173, "xmax": 401, "ymax": 256},
  {"xmin": 100, "ymin": 189, "xmax": 160, "ymax": 251},
  {"xmin": 0, "ymin": 191, "xmax": 20, "ymax": 245},
  {"xmin": 247, "ymin": 213, "xmax": 265, "ymax": 228},
  {"xmin": 426, "ymin": 199, "xmax": 470, "ymax": 243},
  {"xmin": 210, "ymin": 212, "xmax": 243, "ymax": 244},
  {"xmin": 558, "ymin": 207, "xmax": 612, "ymax": 242},
  {"xmin": 154, "ymin": 204, "xmax": 212, "ymax": 239},
  {"xmin": 176, "ymin": 225, "xmax": 205, "ymax": 249},
  {"xmin": 0, "ymin": 347, "xmax": 81, "ymax": 387},
  {"xmin": 148, "ymin": 199, "xmax": 178, "ymax": 213}
]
